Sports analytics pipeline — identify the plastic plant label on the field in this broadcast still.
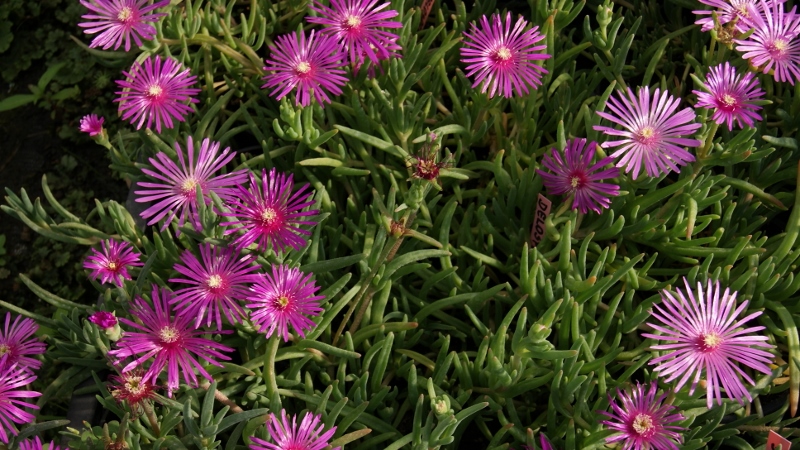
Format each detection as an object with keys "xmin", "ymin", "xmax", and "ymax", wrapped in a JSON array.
[
  {"xmin": 767, "ymin": 430, "xmax": 791, "ymax": 449},
  {"xmin": 530, "ymin": 194, "xmax": 552, "ymax": 248}
]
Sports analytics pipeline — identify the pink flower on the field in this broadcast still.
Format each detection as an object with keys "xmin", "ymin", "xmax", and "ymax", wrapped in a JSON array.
[
  {"xmin": 599, "ymin": 382, "xmax": 685, "ymax": 450},
  {"xmin": 460, "ymin": 12, "xmax": 551, "ymax": 98},
  {"xmin": 135, "ymin": 136, "xmax": 248, "ymax": 232},
  {"xmin": 262, "ymin": 30, "xmax": 348, "ymax": 107},
  {"xmin": 307, "ymin": 0, "xmax": 402, "ymax": 69},
  {"xmin": 109, "ymin": 368, "xmax": 157, "ymax": 415},
  {"xmin": 0, "ymin": 365, "xmax": 41, "ymax": 444},
  {"xmin": 249, "ymin": 410, "xmax": 340, "ymax": 450},
  {"xmin": 79, "ymin": 114, "xmax": 105, "ymax": 136},
  {"xmin": 536, "ymin": 138, "xmax": 620, "ymax": 214},
  {"xmin": 89, "ymin": 311, "xmax": 118, "ymax": 329},
  {"xmin": 643, "ymin": 278, "xmax": 775, "ymax": 408},
  {"xmin": 19, "ymin": 436, "xmax": 66, "ymax": 450},
  {"xmin": 221, "ymin": 168, "xmax": 319, "ymax": 253},
  {"xmin": 115, "ymin": 55, "xmax": 200, "ymax": 132},
  {"xmin": 693, "ymin": 62, "xmax": 765, "ymax": 130},
  {"xmin": 109, "ymin": 285, "xmax": 234, "ymax": 396},
  {"xmin": 83, "ymin": 239, "xmax": 143, "ymax": 287},
  {"xmin": 735, "ymin": 0, "xmax": 800, "ymax": 85},
  {"xmin": 693, "ymin": 0, "xmax": 764, "ymax": 33},
  {"xmin": 78, "ymin": 0, "xmax": 170, "ymax": 51},
  {"xmin": 246, "ymin": 265, "xmax": 324, "ymax": 342},
  {"xmin": 0, "ymin": 313, "xmax": 46, "ymax": 373},
  {"xmin": 170, "ymin": 244, "xmax": 261, "ymax": 330},
  {"xmin": 593, "ymin": 86, "xmax": 702, "ymax": 179}
]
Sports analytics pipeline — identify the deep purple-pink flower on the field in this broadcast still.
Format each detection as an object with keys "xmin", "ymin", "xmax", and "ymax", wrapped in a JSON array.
[
  {"xmin": 536, "ymin": 138, "xmax": 620, "ymax": 214},
  {"xmin": 307, "ymin": 0, "xmax": 402, "ymax": 70},
  {"xmin": 262, "ymin": 30, "xmax": 348, "ymax": 107},
  {"xmin": 115, "ymin": 55, "xmax": 200, "ymax": 132},
  {"xmin": 83, "ymin": 238, "xmax": 143, "ymax": 287},
  {"xmin": 593, "ymin": 86, "xmax": 702, "ymax": 179},
  {"xmin": 0, "ymin": 365, "xmax": 41, "ymax": 444},
  {"xmin": 460, "ymin": 12, "xmax": 551, "ymax": 98},
  {"xmin": 109, "ymin": 285, "xmax": 234, "ymax": 396},
  {"xmin": 249, "ymin": 410, "xmax": 340, "ymax": 450},
  {"xmin": 246, "ymin": 265, "xmax": 324, "ymax": 342},
  {"xmin": 221, "ymin": 168, "xmax": 319, "ymax": 253},
  {"xmin": 735, "ymin": 0, "xmax": 800, "ymax": 85},
  {"xmin": 135, "ymin": 136, "xmax": 248, "ymax": 232},
  {"xmin": 0, "ymin": 313, "xmax": 45, "ymax": 374},
  {"xmin": 79, "ymin": 0, "xmax": 169, "ymax": 51},
  {"xmin": 79, "ymin": 113, "xmax": 105, "ymax": 136},
  {"xmin": 693, "ymin": 0, "xmax": 764, "ymax": 33},
  {"xmin": 643, "ymin": 278, "xmax": 775, "ymax": 408},
  {"xmin": 19, "ymin": 436, "xmax": 66, "ymax": 450},
  {"xmin": 599, "ymin": 382, "xmax": 685, "ymax": 450},
  {"xmin": 693, "ymin": 62, "xmax": 765, "ymax": 130},
  {"xmin": 89, "ymin": 311, "xmax": 118, "ymax": 329},
  {"xmin": 170, "ymin": 243, "xmax": 261, "ymax": 330}
]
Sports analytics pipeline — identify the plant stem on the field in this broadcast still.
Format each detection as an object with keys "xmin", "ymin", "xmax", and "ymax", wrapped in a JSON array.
[
  {"xmin": 143, "ymin": 402, "xmax": 161, "ymax": 437},
  {"xmin": 264, "ymin": 336, "xmax": 280, "ymax": 403}
]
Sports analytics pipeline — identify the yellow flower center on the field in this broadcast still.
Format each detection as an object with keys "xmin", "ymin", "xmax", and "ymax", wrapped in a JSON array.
[
  {"xmin": 0, "ymin": 344, "xmax": 9, "ymax": 356},
  {"xmin": 496, "ymin": 46, "xmax": 512, "ymax": 61},
  {"xmin": 721, "ymin": 94, "xmax": 737, "ymax": 107},
  {"xmin": 261, "ymin": 207, "xmax": 278, "ymax": 223},
  {"xmin": 296, "ymin": 62, "xmax": 311, "ymax": 75},
  {"xmin": 345, "ymin": 15, "xmax": 362, "ymax": 28},
  {"xmin": 632, "ymin": 413, "xmax": 655, "ymax": 436},
  {"xmin": 276, "ymin": 295, "xmax": 291, "ymax": 309},
  {"xmin": 107, "ymin": 261, "xmax": 118, "ymax": 270},
  {"xmin": 570, "ymin": 176, "xmax": 581, "ymax": 188},
  {"xmin": 182, "ymin": 178, "xmax": 198, "ymax": 195},
  {"xmin": 147, "ymin": 85, "xmax": 164, "ymax": 98},
  {"xmin": 772, "ymin": 39, "xmax": 788, "ymax": 54},
  {"xmin": 703, "ymin": 332, "xmax": 723, "ymax": 350},
  {"xmin": 735, "ymin": 4, "xmax": 750, "ymax": 19},
  {"xmin": 118, "ymin": 7, "xmax": 133, "ymax": 22},
  {"xmin": 207, "ymin": 274, "xmax": 222, "ymax": 288},
  {"xmin": 126, "ymin": 377, "xmax": 144, "ymax": 395},
  {"xmin": 159, "ymin": 326, "xmax": 180, "ymax": 344}
]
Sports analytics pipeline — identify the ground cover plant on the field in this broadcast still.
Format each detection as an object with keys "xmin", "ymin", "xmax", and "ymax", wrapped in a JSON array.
[{"xmin": 3, "ymin": 0, "xmax": 800, "ymax": 448}]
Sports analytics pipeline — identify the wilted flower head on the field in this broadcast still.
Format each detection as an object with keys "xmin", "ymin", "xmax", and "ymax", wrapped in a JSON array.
[
  {"xmin": 83, "ymin": 238, "xmax": 143, "ymax": 287},
  {"xmin": 536, "ymin": 138, "xmax": 620, "ymax": 214},
  {"xmin": 460, "ymin": 12, "xmax": 550, "ymax": 98},
  {"xmin": 19, "ymin": 436, "xmax": 66, "ymax": 450},
  {"xmin": 643, "ymin": 278, "xmax": 775, "ymax": 408},
  {"xmin": 599, "ymin": 381, "xmax": 685, "ymax": 450},
  {"xmin": 115, "ymin": 55, "xmax": 200, "ymax": 132},
  {"xmin": 307, "ymin": 0, "xmax": 403, "ymax": 69},
  {"xmin": 735, "ymin": 0, "xmax": 800, "ymax": 85},
  {"xmin": 89, "ymin": 311, "xmax": 118, "ymax": 329},
  {"xmin": 78, "ymin": 0, "xmax": 170, "ymax": 51},
  {"xmin": 593, "ymin": 86, "xmax": 702, "ymax": 179},
  {"xmin": 262, "ymin": 30, "xmax": 348, "ymax": 107},
  {"xmin": 135, "ymin": 136, "xmax": 248, "ymax": 232},
  {"xmin": 246, "ymin": 265, "xmax": 325, "ymax": 342},
  {"xmin": 249, "ymin": 410, "xmax": 340, "ymax": 450},
  {"xmin": 109, "ymin": 285, "xmax": 234, "ymax": 396},
  {"xmin": 693, "ymin": 62, "xmax": 765, "ymax": 130},
  {"xmin": 109, "ymin": 368, "xmax": 157, "ymax": 415},
  {"xmin": 170, "ymin": 243, "xmax": 261, "ymax": 330},
  {"xmin": 79, "ymin": 113, "xmax": 105, "ymax": 136},
  {"xmin": 0, "ymin": 312, "xmax": 46, "ymax": 373},
  {"xmin": 0, "ymin": 365, "xmax": 41, "ymax": 444},
  {"xmin": 410, "ymin": 142, "xmax": 449, "ymax": 181},
  {"xmin": 221, "ymin": 168, "xmax": 319, "ymax": 253}
]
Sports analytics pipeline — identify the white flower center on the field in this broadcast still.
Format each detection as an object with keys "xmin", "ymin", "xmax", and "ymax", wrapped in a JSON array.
[
  {"xmin": 118, "ymin": 7, "xmax": 134, "ymax": 23},
  {"xmin": 181, "ymin": 178, "xmax": 198, "ymax": 195},
  {"xmin": 632, "ymin": 413, "xmax": 655, "ymax": 436},
  {"xmin": 296, "ymin": 62, "xmax": 311, "ymax": 75},
  {"xmin": 495, "ymin": 46, "xmax": 512, "ymax": 61},
  {"xmin": 147, "ymin": 85, "xmax": 164, "ymax": 99},
  {"xmin": 107, "ymin": 261, "xmax": 118, "ymax": 270},
  {"xmin": 159, "ymin": 326, "xmax": 180, "ymax": 344},
  {"xmin": 345, "ymin": 15, "xmax": 362, "ymax": 29},
  {"xmin": 207, "ymin": 274, "xmax": 223, "ymax": 289},
  {"xmin": 261, "ymin": 207, "xmax": 278, "ymax": 224}
]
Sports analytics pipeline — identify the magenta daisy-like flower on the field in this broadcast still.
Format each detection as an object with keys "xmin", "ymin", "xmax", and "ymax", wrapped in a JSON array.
[
  {"xmin": 109, "ymin": 285, "xmax": 234, "ymax": 396},
  {"xmin": 536, "ymin": 138, "xmax": 620, "ymax": 214},
  {"xmin": 306, "ymin": 0, "xmax": 403, "ymax": 69},
  {"xmin": 221, "ymin": 168, "xmax": 319, "ymax": 253},
  {"xmin": 135, "ymin": 136, "xmax": 248, "ymax": 231},
  {"xmin": 79, "ymin": 113, "xmax": 105, "ymax": 136},
  {"xmin": 0, "ymin": 313, "xmax": 45, "ymax": 374},
  {"xmin": 115, "ymin": 55, "xmax": 200, "ymax": 132},
  {"xmin": 460, "ymin": 12, "xmax": 551, "ymax": 98},
  {"xmin": 249, "ymin": 410, "xmax": 340, "ymax": 450},
  {"xmin": 693, "ymin": 0, "xmax": 763, "ymax": 33},
  {"xmin": 246, "ymin": 265, "xmax": 324, "ymax": 342},
  {"xmin": 693, "ymin": 62, "xmax": 765, "ymax": 130},
  {"xmin": 593, "ymin": 86, "xmax": 702, "ymax": 179},
  {"xmin": 262, "ymin": 30, "xmax": 348, "ymax": 107},
  {"xmin": 170, "ymin": 243, "xmax": 261, "ymax": 330},
  {"xmin": 539, "ymin": 434, "xmax": 554, "ymax": 450},
  {"xmin": 19, "ymin": 436, "xmax": 66, "ymax": 450},
  {"xmin": 83, "ymin": 238, "xmax": 143, "ymax": 287},
  {"xmin": 599, "ymin": 382, "xmax": 685, "ymax": 450},
  {"xmin": 735, "ymin": 0, "xmax": 800, "ymax": 84},
  {"xmin": 643, "ymin": 278, "xmax": 775, "ymax": 408},
  {"xmin": 78, "ymin": 0, "xmax": 170, "ymax": 51},
  {"xmin": 0, "ymin": 365, "xmax": 41, "ymax": 444}
]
